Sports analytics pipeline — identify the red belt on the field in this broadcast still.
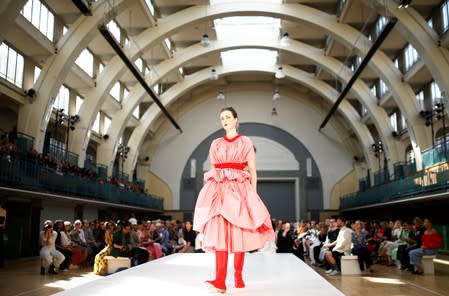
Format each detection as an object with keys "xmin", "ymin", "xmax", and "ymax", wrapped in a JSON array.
[{"xmin": 214, "ymin": 162, "xmax": 247, "ymax": 170}]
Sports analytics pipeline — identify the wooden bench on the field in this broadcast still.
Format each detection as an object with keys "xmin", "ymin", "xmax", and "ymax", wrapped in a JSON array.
[
  {"xmin": 104, "ymin": 256, "xmax": 131, "ymax": 274},
  {"xmin": 341, "ymin": 255, "xmax": 361, "ymax": 275},
  {"xmin": 422, "ymin": 255, "xmax": 436, "ymax": 275}
]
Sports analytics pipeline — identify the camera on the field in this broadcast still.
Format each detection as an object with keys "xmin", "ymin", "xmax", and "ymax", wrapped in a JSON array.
[{"xmin": 44, "ymin": 224, "xmax": 52, "ymax": 230}]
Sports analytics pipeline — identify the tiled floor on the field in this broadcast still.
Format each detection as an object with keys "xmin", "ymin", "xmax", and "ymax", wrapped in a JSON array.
[{"xmin": 0, "ymin": 254, "xmax": 448, "ymax": 296}]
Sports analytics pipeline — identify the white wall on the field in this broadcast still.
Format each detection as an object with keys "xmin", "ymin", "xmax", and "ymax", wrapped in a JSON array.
[
  {"xmin": 150, "ymin": 85, "xmax": 353, "ymax": 210},
  {"xmin": 40, "ymin": 201, "xmax": 75, "ymax": 225},
  {"xmin": 40, "ymin": 200, "xmax": 99, "ymax": 225}
]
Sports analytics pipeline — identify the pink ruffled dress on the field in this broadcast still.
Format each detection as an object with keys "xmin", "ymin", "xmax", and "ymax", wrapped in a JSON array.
[{"xmin": 193, "ymin": 134, "xmax": 275, "ymax": 252}]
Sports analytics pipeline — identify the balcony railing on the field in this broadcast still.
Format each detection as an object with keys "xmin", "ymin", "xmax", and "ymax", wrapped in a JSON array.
[
  {"xmin": 341, "ymin": 168, "xmax": 449, "ymax": 210},
  {"xmin": 0, "ymin": 155, "xmax": 163, "ymax": 210}
]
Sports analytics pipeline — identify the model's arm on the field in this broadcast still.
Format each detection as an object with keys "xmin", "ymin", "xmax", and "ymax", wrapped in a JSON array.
[{"xmin": 247, "ymin": 159, "xmax": 257, "ymax": 192}]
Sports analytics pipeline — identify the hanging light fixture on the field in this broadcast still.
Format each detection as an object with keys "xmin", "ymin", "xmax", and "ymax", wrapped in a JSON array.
[
  {"xmin": 210, "ymin": 68, "xmax": 219, "ymax": 80},
  {"xmin": 398, "ymin": 0, "xmax": 412, "ymax": 9},
  {"xmin": 201, "ymin": 34, "xmax": 210, "ymax": 47},
  {"xmin": 273, "ymin": 90, "xmax": 281, "ymax": 101},
  {"xmin": 275, "ymin": 66, "xmax": 285, "ymax": 79},
  {"xmin": 271, "ymin": 107, "xmax": 278, "ymax": 116},
  {"xmin": 217, "ymin": 91, "xmax": 225, "ymax": 100},
  {"xmin": 280, "ymin": 32, "xmax": 291, "ymax": 47}
]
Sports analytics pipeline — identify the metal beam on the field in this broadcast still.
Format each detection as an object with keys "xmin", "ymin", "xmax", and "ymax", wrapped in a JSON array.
[
  {"xmin": 319, "ymin": 17, "xmax": 398, "ymax": 130},
  {"xmin": 98, "ymin": 25, "xmax": 183, "ymax": 133}
]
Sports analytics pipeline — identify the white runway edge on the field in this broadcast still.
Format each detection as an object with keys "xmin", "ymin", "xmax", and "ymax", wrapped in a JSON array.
[{"xmin": 53, "ymin": 252, "xmax": 345, "ymax": 296}]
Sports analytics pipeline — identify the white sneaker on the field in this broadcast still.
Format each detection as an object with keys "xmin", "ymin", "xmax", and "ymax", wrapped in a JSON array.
[
  {"xmin": 325, "ymin": 269, "xmax": 334, "ymax": 274},
  {"xmin": 329, "ymin": 270, "xmax": 340, "ymax": 276}
]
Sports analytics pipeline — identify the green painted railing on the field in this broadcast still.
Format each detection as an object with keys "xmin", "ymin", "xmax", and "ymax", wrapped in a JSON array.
[
  {"xmin": 0, "ymin": 155, "xmax": 163, "ymax": 210},
  {"xmin": 341, "ymin": 169, "xmax": 449, "ymax": 209}
]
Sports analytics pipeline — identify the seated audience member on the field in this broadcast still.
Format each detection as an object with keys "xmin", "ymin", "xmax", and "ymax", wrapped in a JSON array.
[
  {"xmin": 111, "ymin": 221, "xmax": 135, "ymax": 263},
  {"xmin": 70, "ymin": 220, "xmax": 90, "ymax": 266},
  {"xmin": 179, "ymin": 221, "xmax": 196, "ymax": 253},
  {"xmin": 129, "ymin": 218, "xmax": 150, "ymax": 265},
  {"xmin": 55, "ymin": 220, "xmax": 72, "ymax": 271},
  {"xmin": 403, "ymin": 217, "xmax": 426, "ymax": 271},
  {"xmin": 276, "ymin": 221, "xmax": 295, "ymax": 254},
  {"xmin": 351, "ymin": 220, "xmax": 373, "ymax": 272},
  {"xmin": 292, "ymin": 222, "xmax": 306, "ymax": 260},
  {"xmin": 140, "ymin": 221, "xmax": 164, "ymax": 259},
  {"xmin": 40, "ymin": 220, "xmax": 65, "ymax": 275},
  {"xmin": 318, "ymin": 219, "xmax": 339, "ymax": 268},
  {"xmin": 408, "ymin": 218, "xmax": 442, "ymax": 274},
  {"xmin": 325, "ymin": 217, "xmax": 352, "ymax": 276},
  {"xmin": 83, "ymin": 220, "xmax": 101, "ymax": 257},
  {"xmin": 392, "ymin": 221, "xmax": 411, "ymax": 269},
  {"xmin": 304, "ymin": 221, "xmax": 323, "ymax": 265},
  {"xmin": 94, "ymin": 221, "xmax": 115, "ymax": 275},
  {"xmin": 378, "ymin": 220, "xmax": 402, "ymax": 266},
  {"xmin": 367, "ymin": 221, "xmax": 385, "ymax": 259}
]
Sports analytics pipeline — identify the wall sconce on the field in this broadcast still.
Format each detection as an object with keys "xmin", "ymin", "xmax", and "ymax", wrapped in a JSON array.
[
  {"xmin": 201, "ymin": 34, "xmax": 210, "ymax": 47},
  {"xmin": 271, "ymin": 107, "xmax": 278, "ymax": 116}
]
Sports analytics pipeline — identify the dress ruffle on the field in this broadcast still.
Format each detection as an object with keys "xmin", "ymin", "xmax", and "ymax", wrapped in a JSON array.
[{"xmin": 204, "ymin": 168, "xmax": 251, "ymax": 183}]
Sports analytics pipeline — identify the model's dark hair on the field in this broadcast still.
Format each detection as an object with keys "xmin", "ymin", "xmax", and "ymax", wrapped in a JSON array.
[{"xmin": 220, "ymin": 107, "xmax": 238, "ymax": 118}]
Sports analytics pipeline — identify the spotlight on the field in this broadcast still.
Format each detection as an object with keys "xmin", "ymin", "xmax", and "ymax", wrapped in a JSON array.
[
  {"xmin": 210, "ymin": 69, "xmax": 218, "ymax": 80},
  {"xmin": 200, "ymin": 34, "xmax": 210, "ymax": 47},
  {"xmin": 275, "ymin": 66, "xmax": 285, "ymax": 79},
  {"xmin": 280, "ymin": 32, "xmax": 291, "ymax": 47},
  {"xmin": 217, "ymin": 91, "xmax": 225, "ymax": 100},
  {"xmin": 273, "ymin": 90, "xmax": 280, "ymax": 101}
]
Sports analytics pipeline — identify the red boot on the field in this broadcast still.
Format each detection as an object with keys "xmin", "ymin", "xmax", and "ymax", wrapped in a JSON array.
[
  {"xmin": 206, "ymin": 251, "xmax": 228, "ymax": 293},
  {"xmin": 234, "ymin": 252, "xmax": 245, "ymax": 288}
]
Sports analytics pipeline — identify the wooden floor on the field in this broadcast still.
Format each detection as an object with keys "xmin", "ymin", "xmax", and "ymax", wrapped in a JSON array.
[{"xmin": 0, "ymin": 255, "xmax": 448, "ymax": 296}]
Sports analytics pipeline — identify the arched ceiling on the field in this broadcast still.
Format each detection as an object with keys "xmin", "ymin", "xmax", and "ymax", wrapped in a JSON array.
[{"xmin": 5, "ymin": 0, "xmax": 449, "ymax": 177}]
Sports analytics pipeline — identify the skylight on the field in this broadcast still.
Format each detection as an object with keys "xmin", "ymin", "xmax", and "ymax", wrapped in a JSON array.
[{"xmin": 213, "ymin": 15, "xmax": 281, "ymax": 65}]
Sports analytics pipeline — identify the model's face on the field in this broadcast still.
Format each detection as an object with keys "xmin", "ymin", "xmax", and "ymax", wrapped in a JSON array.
[{"xmin": 220, "ymin": 110, "xmax": 237, "ymax": 132}]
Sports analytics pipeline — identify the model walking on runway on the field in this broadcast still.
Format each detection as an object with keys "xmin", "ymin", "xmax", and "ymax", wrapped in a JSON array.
[{"xmin": 193, "ymin": 107, "xmax": 275, "ymax": 293}]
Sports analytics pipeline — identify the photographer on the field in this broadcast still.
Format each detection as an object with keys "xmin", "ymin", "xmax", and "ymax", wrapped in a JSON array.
[{"xmin": 39, "ymin": 220, "xmax": 65, "ymax": 275}]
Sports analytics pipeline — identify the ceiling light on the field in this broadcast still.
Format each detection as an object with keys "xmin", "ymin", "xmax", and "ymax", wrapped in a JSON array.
[
  {"xmin": 271, "ymin": 107, "xmax": 278, "ymax": 116},
  {"xmin": 398, "ymin": 0, "xmax": 412, "ymax": 8},
  {"xmin": 275, "ymin": 66, "xmax": 285, "ymax": 79},
  {"xmin": 201, "ymin": 34, "xmax": 210, "ymax": 47},
  {"xmin": 273, "ymin": 90, "xmax": 280, "ymax": 101},
  {"xmin": 280, "ymin": 32, "xmax": 291, "ymax": 47},
  {"xmin": 210, "ymin": 69, "xmax": 219, "ymax": 80},
  {"xmin": 217, "ymin": 91, "xmax": 225, "ymax": 100}
]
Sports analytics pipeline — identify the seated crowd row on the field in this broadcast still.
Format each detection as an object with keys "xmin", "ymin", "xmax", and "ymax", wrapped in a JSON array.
[
  {"xmin": 273, "ymin": 217, "xmax": 443, "ymax": 276},
  {"xmin": 39, "ymin": 215, "xmax": 443, "ymax": 276},
  {"xmin": 39, "ymin": 218, "xmax": 200, "ymax": 275}
]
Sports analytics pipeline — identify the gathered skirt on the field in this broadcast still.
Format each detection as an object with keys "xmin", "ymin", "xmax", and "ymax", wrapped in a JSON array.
[{"xmin": 193, "ymin": 169, "xmax": 274, "ymax": 253}]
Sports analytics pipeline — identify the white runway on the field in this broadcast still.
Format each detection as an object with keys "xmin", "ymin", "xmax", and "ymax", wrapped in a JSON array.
[{"xmin": 53, "ymin": 253, "xmax": 345, "ymax": 296}]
